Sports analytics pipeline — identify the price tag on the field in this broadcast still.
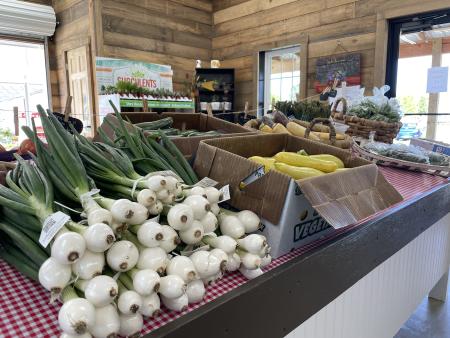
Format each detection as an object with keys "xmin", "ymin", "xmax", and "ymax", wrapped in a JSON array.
[
  {"xmin": 239, "ymin": 166, "xmax": 265, "ymax": 190},
  {"xmin": 194, "ymin": 177, "xmax": 218, "ymax": 188},
  {"xmin": 39, "ymin": 211, "xmax": 70, "ymax": 248},
  {"xmin": 218, "ymin": 184, "xmax": 230, "ymax": 203}
]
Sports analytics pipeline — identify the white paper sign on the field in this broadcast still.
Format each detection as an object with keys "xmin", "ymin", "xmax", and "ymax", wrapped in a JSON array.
[
  {"xmin": 194, "ymin": 177, "xmax": 218, "ymax": 188},
  {"xmin": 427, "ymin": 67, "xmax": 449, "ymax": 93},
  {"xmin": 218, "ymin": 185, "xmax": 230, "ymax": 203},
  {"xmin": 39, "ymin": 211, "xmax": 71, "ymax": 248}
]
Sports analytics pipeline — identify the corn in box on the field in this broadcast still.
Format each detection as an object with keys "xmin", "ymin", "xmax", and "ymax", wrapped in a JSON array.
[{"xmin": 193, "ymin": 134, "xmax": 403, "ymax": 258}]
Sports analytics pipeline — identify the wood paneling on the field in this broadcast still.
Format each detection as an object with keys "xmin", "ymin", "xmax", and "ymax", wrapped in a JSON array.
[
  {"xmin": 212, "ymin": 0, "xmax": 428, "ymax": 111},
  {"xmin": 99, "ymin": 0, "xmax": 212, "ymax": 94}
]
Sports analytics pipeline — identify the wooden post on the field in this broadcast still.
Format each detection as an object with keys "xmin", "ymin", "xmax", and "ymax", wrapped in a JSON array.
[
  {"xmin": 13, "ymin": 106, "xmax": 19, "ymax": 136},
  {"xmin": 64, "ymin": 96, "xmax": 72, "ymax": 122},
  {"xmin": 206, "ymin": 103, "xmax": 213, "ymax": 117},
  {"xmin": 426, "ymin": 38, "xmax": 442, "ymax": 140}
]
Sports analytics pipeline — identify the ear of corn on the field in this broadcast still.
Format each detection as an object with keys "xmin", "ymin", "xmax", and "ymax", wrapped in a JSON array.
[{"xmin": 272, "ymin": 123, "xmax": 290, "ymax": 134}]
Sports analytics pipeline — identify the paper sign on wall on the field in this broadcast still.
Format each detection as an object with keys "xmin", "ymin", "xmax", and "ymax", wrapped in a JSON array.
[{"xmin": 426, "ymin": 67, "xmax": 449, "ymax": 93}]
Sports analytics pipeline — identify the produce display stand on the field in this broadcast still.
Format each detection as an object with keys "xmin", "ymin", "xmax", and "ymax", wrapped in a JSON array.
[{"xmin": 1, "ymin": 167, "xmax": 448, "ymax": 338}]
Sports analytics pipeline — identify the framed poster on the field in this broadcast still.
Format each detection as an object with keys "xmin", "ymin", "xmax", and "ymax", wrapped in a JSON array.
[
  {"xmin": 95, "ymin": 57, "xmax": 173, "ymax": 92},
  {"xmin": 314, "ymin": 53, "xmax": 361, "ymax": 93}
]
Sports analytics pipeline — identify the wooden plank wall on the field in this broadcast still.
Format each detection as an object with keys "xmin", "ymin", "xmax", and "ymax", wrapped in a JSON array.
[
  {"xmin": 98, "ymin": 0, "xmax": 213, "ymax": 94},
  {"xmin": 48, "ymin": 0, "xmax": 91, "ymax": 112},
  {"xmin": 211, "ymin": 0, "xmax": 434, "ymax": 111}
]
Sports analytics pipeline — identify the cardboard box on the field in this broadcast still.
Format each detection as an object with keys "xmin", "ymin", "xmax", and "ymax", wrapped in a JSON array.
[
  {"xmin": 98, "ymin": 112, "xmax": 254, "ymax": 157},
  {"xmin": 193, "ymin": 134, "xmax": 403, "ymax": 258},
  {"xmin": 410, "ymin": 138, "xmax": 450, "ymax": 156}
]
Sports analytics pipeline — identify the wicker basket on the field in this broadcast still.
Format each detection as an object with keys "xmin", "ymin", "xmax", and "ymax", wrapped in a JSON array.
[
  {"xmin": 331, "ymin": 98, "xmax": 402, "ymax": 144},
  {"xmin": 352, "ymin": 139, "xmax": 450, "ymax": 178},
  {"xmin": 302, "ymin": 118, "xmax": 352, "ymax": 149}
]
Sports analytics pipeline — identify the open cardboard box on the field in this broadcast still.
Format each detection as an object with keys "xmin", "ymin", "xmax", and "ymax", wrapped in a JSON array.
[
  {"xmin": 193, "ymin": 134, "xmax": 403, "ymax": 258},
  {"xmin": 118, "ymin": 112, "xmax": 254, "ymax": 157}
]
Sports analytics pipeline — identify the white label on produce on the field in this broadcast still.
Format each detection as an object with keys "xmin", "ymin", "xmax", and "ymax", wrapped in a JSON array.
[
  {"xmin": 195, "ymin": 177, "xmax": 218, "ymax": 188},
  {"xmin": 239, "ymin": 166, "xmax": 265, "ymax": 190},
  {"xmin": 79, "ymin": 189, "xmax": 100, "ymax": 203},
  {"xmin": 218, "ymin": 184, "xmax": 231, "ymax": 203},
  {"xmin": 39, "ymin": 211, "xmax": 71, "ymax": 248}
]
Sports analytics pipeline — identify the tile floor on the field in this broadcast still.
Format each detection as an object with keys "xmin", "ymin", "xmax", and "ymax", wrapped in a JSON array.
[{"xmin": 394, "ymin": 286, "xmax": 450, "ymax": 338}]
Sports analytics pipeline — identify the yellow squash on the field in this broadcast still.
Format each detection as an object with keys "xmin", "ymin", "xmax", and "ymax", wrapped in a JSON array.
[
  {"xmin": 248, "ymin": 156, "xmax": 276, "ymax": 173},
  {"xmin": 311, "ymin": 132, "xmax": 346, "ymax": 141},
  {"xmin": 259, "ymin": 124, "xmax": 273, "ymax": 133},
  {"xmin": 309, "ymin": 154, "xmax": 345, "ymax": 169},
  {"xmin": 274, "ymin": 162, "xmax": 325, "ymax": 179},
  {"xmin": 272, "ymin": 123, "xmax": 290, "ymax": 134},
  {"xmin": 274, "ymin": 152, "xmax": 338, "ymax": 173},
  {"xmin": 286, "ymin": 122, "xmax": 306, "ymax": 137}
]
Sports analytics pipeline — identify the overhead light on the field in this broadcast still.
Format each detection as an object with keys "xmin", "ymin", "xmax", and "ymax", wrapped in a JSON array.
[{"xmin": 0, "ymin": 0, "xmax": 56, "ymax": 38}]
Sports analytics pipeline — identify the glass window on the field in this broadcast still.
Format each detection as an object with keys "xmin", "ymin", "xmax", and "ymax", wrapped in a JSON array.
[{"xmin": 263, "ymin": 46, "xmax": 300, "ymax": 114}]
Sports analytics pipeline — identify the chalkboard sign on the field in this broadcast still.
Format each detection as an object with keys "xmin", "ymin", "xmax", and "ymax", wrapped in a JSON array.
[{"xmin": 315, "ymin": 53, "xmax": 361, "ymax": 93}]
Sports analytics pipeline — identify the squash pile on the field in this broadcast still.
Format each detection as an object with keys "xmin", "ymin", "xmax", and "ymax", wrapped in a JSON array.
[{"xmin": 249, "ymin": 151, "xmax": 346, "ymax": 179}]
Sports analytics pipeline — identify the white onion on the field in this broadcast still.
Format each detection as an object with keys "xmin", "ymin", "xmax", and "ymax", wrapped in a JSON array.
[
  {"xmin": 239, "ymin": 267, "xmax": 263, "ymax": 280},
  {"xmin": 204, "ymin": 187, "xmax": 221, "ymax": 204},
  {"xmin": 203, "ymin": 235, "xmax": 236, "ymax": 254},
  {"xmin": 39, "ymin": 257, "xmax": 72, "ymax": 294},
  {"xmin": 119, "ymin": 313, "xmax": 144, "ymax": 337},
  {"xmin": 202, "ymin": 271, "xmax": 223, "ymax": 286},
  {"xmin": 147, "ymin": 175, "xmax": 167, "ymax": 192},
  {"xmin": 60, "ymin": 333, "xmax": 92, "ymax": 338},
  {"xmin": 111, "ymin": 221, "xmax": 128, "ymax": 236},
  {"xmin": 179, "ymin": 220, "xmax": 204, "ymax": 245},
  {"xmin": 72, "ymin": 250, "xmax": 105, "ymax": 280},
  {"xmin": 140, "ymin": 292, "xmax": 160, "ymax": 317},
  {"xmin": 190, "ymin": 250, "xmax": 223, "ymax": 279},
  {"xmin": 161, "ymin": 293, "xmax": 188, "ymax": 312},
  {"xmin": 137, "ymin": 247, "xmax": 168, "ymax": 274},
  {"xmin": 237, "ymin": 210, "xmax": 262, "ymax": 233},
  {"xmin": 87, "ymin": 208, "xmax": 112, "ymax": 226},
  {"xmin": 159, "ymin": 275, "xmax": 187, "ymax": 299},
  {"xmin": 167, "ymin": 204, "xmax": 194, "ymax": 231},
  {"xmin": 183, "ymin": 195, "xmax": 210, "ymax": 220},
  {"xmin": 200, "ymin": 211, "xmax": 218, "ymax": 233},
  {"xmin": 175, "ymin": 183, "xmax": 183, "ymax": 197},
  {"xmin": 52, "ymin": 231, "xmax": 86, "ymax": 264},
  {"xmin": 90, "ymin": 304, "xmax": 120, "ymax": 338},
  {"xmin": 166, "ymin": 256, "xmax": 197, "ymax": 283},
  {"xmin": 83, "ymin": 223, "xmax": 115, "ymax": 253},
  {"xmin": 132, "ymin": 269, "xmax": 160, "ymax": 296},
  {"xmin": 187, "ymin": 186, "xmax": 207, "ymax": 198},
  {"xmin": 137, "ymin": 189, "xmax": 157, "ymax": 207},
  {"xmin": 107, "ymin": 240, "xmax": 139, "ymax": 272},
  {"xmin": 219, "ymin": 214, "xmax": 245, "ymax": 239},
  {"xmin": 137, "ymin": 221, "xmax": 164, "ymax": 248},
  {"xmin": 226, "ymin": 252, "xmax": 241, "ymax": 272},
  {"xmin": 161, "ymin": 193, "xmax": 175, "ymax": 204},
  {"xmin": 237, "ymin": 234, "xmax": 267, "ymax": 254},
  {"xmin": 118, "ymin": 290, "xmax": 142, "ymax": 315},
  {"xmin": 186, "ymin": 279, "xmax": 205, "ymax": 304},
  {"xmin": 159, "ymin": 225, "xmax": 181, "ymax": 253},
  {"xmin": 261, "ymin": 254, "xmax": 272, "ymax": 268},
  {"xmin": 58, "ymin": 298, "xmax": 95, "ymax": 336},
  {"xmin": 84, "ymin": 275, "xmax": 118, "ymax": 307},
  {"xmin": 156, "ymin": 189, "xmax": 169, "ymax": 201},
  {"xmin": 210, "ymin": 203, "xmax": 220, "ymax": 216},
  {"xmin": 164, "ymin": 176, "xmax": 179, "ymax": 192},
  {"xmin": 148, "ymin": 200, "xmax": 163, "ymax": 215},
  {"xmin": 111, "ymin": 199, "xmax": 149, "ymax": 225},
  {"xmin": 238, "ymin": 251, "xmax": 261, "ymax": 270}
]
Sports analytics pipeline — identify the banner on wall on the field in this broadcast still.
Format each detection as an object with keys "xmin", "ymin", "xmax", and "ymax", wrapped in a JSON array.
[{"xmin": 95, "ymin": 57, "xmax": 173, "ymax": 92}]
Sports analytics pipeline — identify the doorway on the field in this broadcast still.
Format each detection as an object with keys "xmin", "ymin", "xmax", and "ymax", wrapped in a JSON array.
[
  {"xmin": 386, "ymin": 9, "xmax": 450, "ymax": 143},
  {"xmin": 0, "ymin": 38, "xmax": 49, "ymax": 148}
]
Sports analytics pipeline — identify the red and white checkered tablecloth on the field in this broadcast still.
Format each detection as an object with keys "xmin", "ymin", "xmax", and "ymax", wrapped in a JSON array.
[{"xmin": 0, "ymin": 167, "xmax": 448, "ymax": 338}]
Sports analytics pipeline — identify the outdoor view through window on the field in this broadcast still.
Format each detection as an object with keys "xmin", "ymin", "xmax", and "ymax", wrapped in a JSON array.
[{"xmin": 0, "ymin": 39, "xmax": 49, "ymax": 149}]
